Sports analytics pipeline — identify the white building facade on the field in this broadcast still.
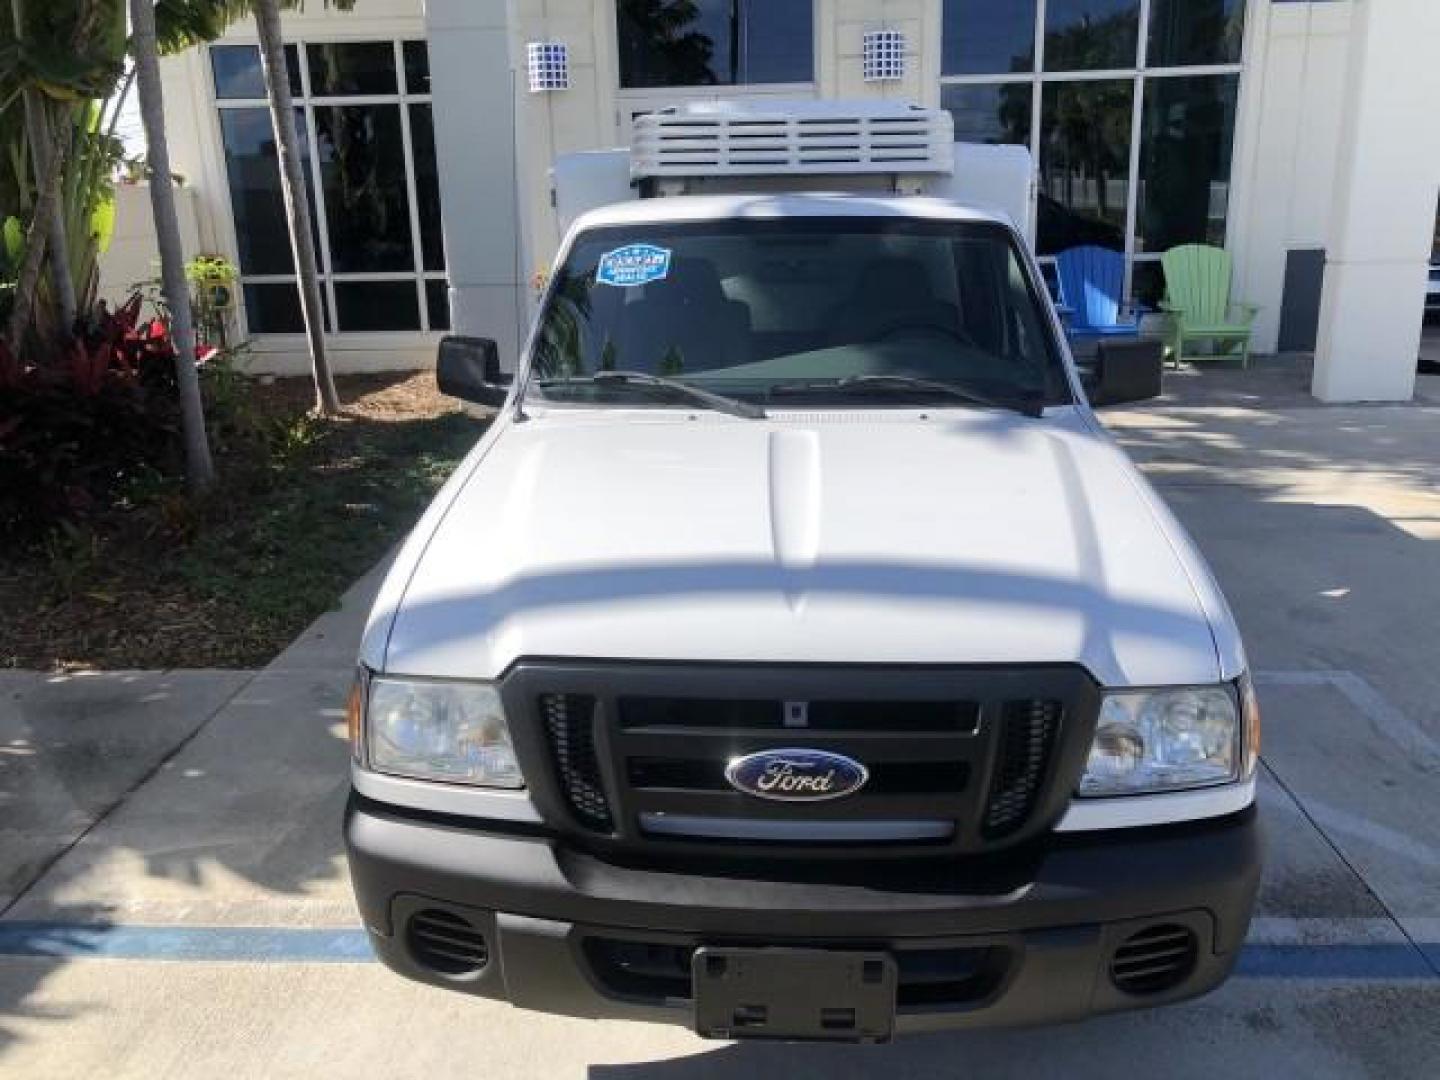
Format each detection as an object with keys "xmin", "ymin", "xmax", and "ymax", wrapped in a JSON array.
[{"xmin": 141, "ymin": 0, "xmax": 1440, "ymax": 401}]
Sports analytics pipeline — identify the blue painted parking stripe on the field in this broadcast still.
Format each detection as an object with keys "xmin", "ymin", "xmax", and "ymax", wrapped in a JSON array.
[
  {"xmin": 1235, "ymin": 943, "xmax": 1437, "ymax": 980},
  {"xmin": 0, "ymin": 923, "xmax": 1437, "ymax": 978},
  {"xmin": 0, "ymin": 923, "xmax": 374, "ymax": 963}
]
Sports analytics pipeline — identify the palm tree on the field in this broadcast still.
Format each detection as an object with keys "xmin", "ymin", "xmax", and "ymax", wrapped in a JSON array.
[
  {"xmin": 155, "ymin": 0, "xmax": 352, "ymax": 417},
  {"xmin": 253, "ymin": 0, "xmax": 339, "ymax": 414},
  {"xmin": 2, "ymin": 119, "xmax": 66, "ymax": 353},
  {"xmin": 22, "ymin": 89, "xmax": 79, "ymax": 335},
  {"xmin": 130, "ymin": 0, "xmax": 215, "ymax": 488}
]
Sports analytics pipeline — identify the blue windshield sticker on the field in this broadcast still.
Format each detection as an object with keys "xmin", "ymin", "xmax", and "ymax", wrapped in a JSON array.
[{"xmin": 596, "ymin": 244, "xmax": 672, "ymax": 287}]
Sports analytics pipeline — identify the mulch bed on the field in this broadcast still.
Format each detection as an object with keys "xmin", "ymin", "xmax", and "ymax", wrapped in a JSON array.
[{"xmin": 0, "ymin": 372, "xmax": 482, "ymax": 671}]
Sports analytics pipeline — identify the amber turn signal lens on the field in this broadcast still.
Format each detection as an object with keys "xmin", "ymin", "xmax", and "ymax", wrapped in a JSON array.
[
  {"xmin": 1242, "ymin": 676, "xmax": 1261, "ymax": 775},
  {"xmin": 346, "ymin": 675, "xmax": 365, "ymax": 762}
]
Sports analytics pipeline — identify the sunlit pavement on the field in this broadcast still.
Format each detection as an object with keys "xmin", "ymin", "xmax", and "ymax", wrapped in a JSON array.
[{"xmin": 2, "ymin": 356, "xmax": 1439, "ymax": 1078}]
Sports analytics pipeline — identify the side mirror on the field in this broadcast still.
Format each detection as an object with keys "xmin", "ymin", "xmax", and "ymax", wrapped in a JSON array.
[
  {"xmin": 1086, "ymin": 339, "xmax": 1163, "ymax": 407},
  {"xmin": 436, "ymin": 335, "xmax": 512, "ymax": 408}
]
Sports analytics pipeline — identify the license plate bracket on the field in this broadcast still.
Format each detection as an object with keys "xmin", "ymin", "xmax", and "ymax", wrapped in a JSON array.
[{"xmin": 692, "ymin": 947, "xmax": 896, "ymax": 1043}]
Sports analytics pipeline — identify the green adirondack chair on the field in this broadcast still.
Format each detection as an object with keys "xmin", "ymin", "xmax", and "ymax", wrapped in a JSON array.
[{"xmin": 1159, "ymin": 245, "xmax": 1260, "ymax": 368}]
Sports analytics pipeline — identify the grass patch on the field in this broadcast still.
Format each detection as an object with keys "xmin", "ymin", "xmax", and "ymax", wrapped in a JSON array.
[{"xmin": 0, "ymin": 374, "xmax": 483, "ymax": 670}]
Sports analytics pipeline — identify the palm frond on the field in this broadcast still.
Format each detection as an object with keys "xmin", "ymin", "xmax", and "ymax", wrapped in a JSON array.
[{"xmin": 155, "ymin": 0, "xmax": 359, "ymax": 56}]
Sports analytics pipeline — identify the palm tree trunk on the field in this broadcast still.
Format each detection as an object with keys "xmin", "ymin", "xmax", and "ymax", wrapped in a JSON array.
[
  {"xmin": 2, "ymin": 137, "xmax": 63, "ymax": 356},
  {"xmin": 24, "ymin": 90, "xmax": 79, "ymax": 336},
  {"xmin": 253, "ymin": 0, "xmax": 340, "ymax": 416},
  {"xmin": 129, "ymin": 0, "xmax": 214, "ymax": 490}
]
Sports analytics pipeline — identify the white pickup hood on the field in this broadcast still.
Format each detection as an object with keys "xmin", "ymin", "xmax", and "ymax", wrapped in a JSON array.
[{"xmin": 372, "ymin": 408, "xmax": 1228, "ymax": 687}]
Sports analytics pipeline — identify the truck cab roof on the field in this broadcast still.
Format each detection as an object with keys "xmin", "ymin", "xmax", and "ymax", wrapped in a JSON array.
[{"xmin": 571, "ymin": 193, "xmax": 1012, "ymax": 234}]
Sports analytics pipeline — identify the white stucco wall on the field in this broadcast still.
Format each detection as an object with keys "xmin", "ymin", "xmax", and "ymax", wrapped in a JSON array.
[
  {"xmin": 1312, "ymin": 0, "xmax": 1440, "ymax": 401},
  {"xmin": 1227, "ymin": 0, "xmax": 1353, "ymax": 355},
  {"xmin": 820, "ymin": 0, "xmax": 940, "ymax": 105},
  {"xmin": 96, "ymin": 183, "xmax": 203, "ymax": 308}
]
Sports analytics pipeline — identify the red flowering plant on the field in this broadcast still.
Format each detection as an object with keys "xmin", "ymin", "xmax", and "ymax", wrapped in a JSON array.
[{"xmin": 0, "ymin": 290, "xmax": 223, "ymax": 540}]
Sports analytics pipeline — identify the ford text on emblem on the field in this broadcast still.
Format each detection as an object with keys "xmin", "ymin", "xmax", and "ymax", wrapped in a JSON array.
[{"xmin": 725, "ymin": 749, "xmax": 869, "ymax": 802}]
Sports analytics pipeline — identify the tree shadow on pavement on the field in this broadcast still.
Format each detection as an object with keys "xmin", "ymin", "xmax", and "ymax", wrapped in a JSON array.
[{"xmin": 0, "ymin": 903, "xmax": 114, "ymax": 1057}]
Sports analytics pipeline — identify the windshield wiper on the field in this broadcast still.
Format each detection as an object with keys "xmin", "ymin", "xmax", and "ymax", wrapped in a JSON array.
[
  {"xmin": 542, "ymin": 370, "xmax": 766, "ymax": 420},
  {"xmin": 770, "ymin": 374, "xmax": 1044, "ymax": 418}
]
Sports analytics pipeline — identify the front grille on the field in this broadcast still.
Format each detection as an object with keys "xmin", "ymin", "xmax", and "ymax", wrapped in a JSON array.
[
  {"xmin": 1109, "ymin": 924, "xmax": 1199, "ymax": 995},
  {"xmin": 618, "ymin": 693, "xmax": 984, "ymax": 848},
  {"xmin": 619, "ymin": 697, "xmax": 979, "ymax": 733},
  {"xmin": 513, "ymin": 664, "xmax": 1095, "ymax": 855},
  {"xmin": 540, "ymin": 693, "xmax": 611, "ymax": 831},
  {"xmin": 982, "ymin": 699, "xmax": 1062, "ymax": 839},
  {"xmin": 626, "ymin": 757, "xmax": 969, "ymax": 794}
]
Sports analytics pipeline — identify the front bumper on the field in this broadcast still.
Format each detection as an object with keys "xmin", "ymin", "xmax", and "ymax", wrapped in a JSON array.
[{"xmin": 345, "ymin": 794, "xmax": 1260, "ymax": 1034}]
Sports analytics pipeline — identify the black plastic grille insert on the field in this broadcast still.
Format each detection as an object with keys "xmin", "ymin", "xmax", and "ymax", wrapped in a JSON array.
[
  {"xmin": 982, "ymin": 699, "xmax": 1062, "ymax": 839},
  {"xmin": 539, "ymin": 693, "xmax": 612, "ymax": 831}
]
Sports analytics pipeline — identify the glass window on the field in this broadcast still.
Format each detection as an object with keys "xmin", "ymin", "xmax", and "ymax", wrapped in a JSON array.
[
  {"xmin": 1044, "ymin": 0, "xmax": 1140, "ymax": 72},
  {"xmin": 1136, "ymin": 74, "xmax": 1239, "ymax": 252},
  {"xmin": 403, "ymin": 40, "xmax": 431, "ymax": 94},
  {"xmin": 212, "ymin": 44, "xmax": 300, "ymax": 99},
  {"xmin": 307, "ymin": 42, "xmax": 397, "ymax": 96},
  {"xmin": 942, "ymin": 83, "xmax": 1033, "ymax": 146},
  {"xmin": 741, "ymin": 0, "xmax": 815, "ymax": 84},
  {"xmin": 426, "ymin": 280, "xmax": 451, "ymax": 331},
  {"xmin": 1148, "ymin": 0, "xmax": 1246, "ymax": 68},
  {"xmin": 1038, "ymin": 80, "xmax": 1133, "ymax": 255},
  {"xmin": 939, "ymin": 1, "xmax": 1246, "ymax": 298},
  {"xmin": 617, "ymin": 0, "xmax": 813, "ymax": 88},
  {"xmin": 409, "ymin": 105, "xmax": 445, "ymax": 272},
  {"xmin": 314, "ymin": 105, "xmax": 413, "ymax": 273},
  {"xmin": 219, "ymin": 108, "xmax": 318, "ymax": 275},
  {"xmin": 942, "ymin": 0, "xmax": 1035, "ymax": 76},
  {"xmin": 243, "ymin": 282, "xmax": 329, "ymax": 335},
  {"xmin": 526, "ymin": 219, "xmax": 1068, "ymax": 409},
  {"xmin": 335, "ymin": 282, "xmax": 420, "ymax": 331},
  {"xmin": 218, "ymin": 39, "xmax": 447, "ymax": 336}
]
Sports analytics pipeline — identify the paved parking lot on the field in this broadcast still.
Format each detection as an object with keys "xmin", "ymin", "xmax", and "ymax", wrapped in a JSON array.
[{"xmin": 2, "ymin": 357, "xmax": 1438, "ymax": 1078}]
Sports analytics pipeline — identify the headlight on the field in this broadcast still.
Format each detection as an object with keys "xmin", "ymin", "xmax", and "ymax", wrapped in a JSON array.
[
  {"xmin": 365, "ymin": 675, "xmax": 523, "ymax": 788},
  {"xmin": 1079, "ymin": 685, "xmax": 1243, "ymax": 797}
]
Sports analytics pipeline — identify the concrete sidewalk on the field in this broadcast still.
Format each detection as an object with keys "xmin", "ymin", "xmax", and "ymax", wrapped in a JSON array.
[
  {"xmin": 0, "ymin": 561, "xmax": 390, "ymax": 930},
  {"xmin": 0, "ymin": 668, "xmax": 254, "ymax": 914},
  {"xmin": 1, "ymin": 361, "xmax": 1438, "ymax": 1077}
]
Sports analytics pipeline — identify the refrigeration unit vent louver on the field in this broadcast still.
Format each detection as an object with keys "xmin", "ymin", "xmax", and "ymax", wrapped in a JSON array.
[{"xmin": 631, "ymin": 101, "xmax": 954, "ymax": 180}]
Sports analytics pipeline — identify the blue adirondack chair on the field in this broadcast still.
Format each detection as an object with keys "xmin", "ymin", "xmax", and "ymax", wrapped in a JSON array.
[{"xmin": 1054, "ymin": 246, "xmax": 1142, "ymax": 340}]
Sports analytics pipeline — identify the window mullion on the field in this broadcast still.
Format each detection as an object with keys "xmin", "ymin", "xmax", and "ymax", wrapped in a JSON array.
[
  {"xmin": 296, "ymin": 41, "xmax": 339, "ymax": 334},
  {"xmin": 734, "ymin": 0, "xmax": 746, "ymax": 86},
  {"xmin": 1029, "ymin": 0, "xmax": 1046, "ymax": 239},
  {"xmin": 394, "ymin": 39, "xmax": 429, "ymax": 332},
  {"xmin": 1124, "ymin": 0, "xmax": 1152, "ymax": 299},
  {"xmin": 1122, "ymin": 76, "xmax": 1144, "ymax": 300}
]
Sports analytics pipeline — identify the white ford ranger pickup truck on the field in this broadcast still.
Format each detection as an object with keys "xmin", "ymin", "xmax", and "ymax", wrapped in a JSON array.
[{"xmin": 344, "ymin": 192, "xmax": 1261, "ymax": 1042}]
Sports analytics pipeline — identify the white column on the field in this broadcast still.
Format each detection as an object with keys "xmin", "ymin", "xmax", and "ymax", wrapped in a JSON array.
[
  {"xmin": 424, "ymin": 0, "xmax": 526, "ymax": 366},
  {"xmin": 1312, "ymin": 0, "xmax": 1440, "ymax": 402}
]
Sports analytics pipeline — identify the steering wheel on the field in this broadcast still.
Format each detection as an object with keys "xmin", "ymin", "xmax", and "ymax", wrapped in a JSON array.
[{"xmin": 867, "ymin": 320, "xmax": 976, "ymax": 347}]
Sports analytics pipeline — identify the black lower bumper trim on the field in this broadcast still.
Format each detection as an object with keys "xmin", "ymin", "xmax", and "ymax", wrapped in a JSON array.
[{"xmin": 345, "ymin": 794, "xmax": 1260, "ymax": 1032}]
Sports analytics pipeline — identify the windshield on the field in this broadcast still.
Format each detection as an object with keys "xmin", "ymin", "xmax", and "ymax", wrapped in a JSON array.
[{"xmin": 524, "ymin": 217, "xmax": 1069, "ymax": 410}]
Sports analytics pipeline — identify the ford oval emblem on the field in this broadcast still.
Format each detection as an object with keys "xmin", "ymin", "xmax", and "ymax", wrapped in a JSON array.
[{"xmin": 725, "ymin": 748, "xmax": 869, "ymax": 802}]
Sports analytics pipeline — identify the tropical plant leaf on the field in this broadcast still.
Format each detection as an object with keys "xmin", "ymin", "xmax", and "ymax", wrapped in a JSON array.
[
  {"xmin": 3, "ymin": 216, "xmax": 25, "ymax": 269},
  {"xmin": 89, "ymin": 195, "xmax": 116, "ymax": 253}
]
